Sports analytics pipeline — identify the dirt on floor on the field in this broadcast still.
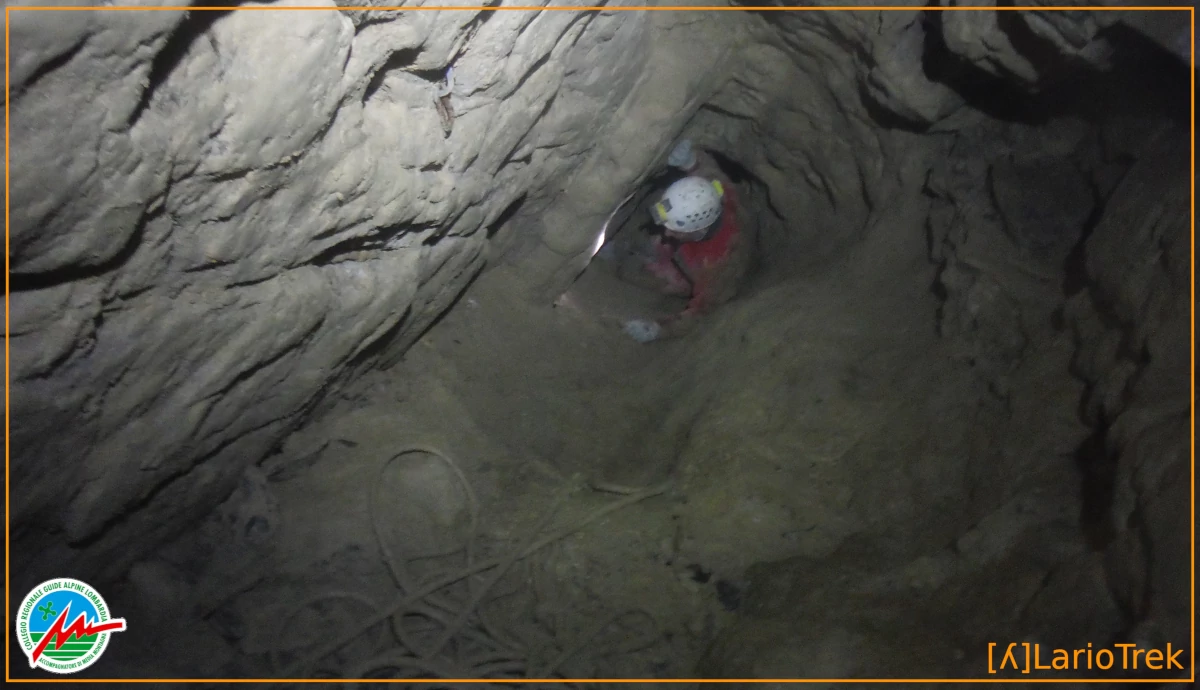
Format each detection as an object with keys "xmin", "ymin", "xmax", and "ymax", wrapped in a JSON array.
[{"xmin": 92, "ymin": 180, "xmax": 1098, "ymax": 683}]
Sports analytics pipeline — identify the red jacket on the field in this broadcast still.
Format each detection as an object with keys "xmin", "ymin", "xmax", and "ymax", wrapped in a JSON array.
[
  {"xmin": 676, "ymin": 188, "xmax": 741, "ymax": 311},
  {"xmin": 647, "ymin": 185, "xmax": 750, "ymax": 336}
]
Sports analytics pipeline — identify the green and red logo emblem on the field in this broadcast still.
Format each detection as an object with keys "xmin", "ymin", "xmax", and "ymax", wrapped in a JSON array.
[{"xmin": 16, "ymin": 578, "xmax": 126, "ymax": 674}]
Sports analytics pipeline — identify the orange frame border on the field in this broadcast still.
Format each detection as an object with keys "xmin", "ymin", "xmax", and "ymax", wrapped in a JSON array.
[{"xmin": 2, "ymin": 4, "xmax": 1190, "ymax": 686}]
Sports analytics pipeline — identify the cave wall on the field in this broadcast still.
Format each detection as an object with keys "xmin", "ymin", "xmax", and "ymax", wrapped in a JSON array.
[
  {"xmin": 1065, "ymin": 123, "xmax": 1192, "ymax": 658},
  {"xmin": 5, "ymin": 0, "xmax": 738, "ymax": 585},
  {"xmin": 4, "ymin": 2, "xmax": 1192, "ymax": 677},
  {"xmin": 928, "ymin": 11, "xmax": 1194, "ymax": 670},
  {"xmin": 691, "ymin": 3, "xmax": 1194, "ymax": 679}
]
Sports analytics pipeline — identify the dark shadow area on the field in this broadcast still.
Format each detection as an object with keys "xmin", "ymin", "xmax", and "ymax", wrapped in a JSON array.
[
  {"xmin": 601, "ymin": 167, "xmax": 683, "ymax": 249},
  {"xmin": 1061, "ymin": 173, "xmax": 1115, "ymax": 298},
  {"xmin": 127, "ymin": 2, "xmax": 243, "ymax": 127},
  {"xmin": 859, "ymin": 83, "xmax": 938, "ymax": 133},
  {"xmin": 10, "ymin": 38, "xmax": 87, "ymax": 99},
  {"xmin": 363, "ymin": 47, "xmax": 423, "ymax": 102},
  {"xmin": 708, "ymin": 150, "xmax": 755, "ymax": 184},
  {"xmin": 307, "ymin": 223, "xmax": 435, "ymax": 266},
  {"xmin": 10, "ymin": 208, "xmax": 154, "ymax": 293},
  {"xmin": 993, "ymin": 1, "xmax": 1080, "ymax": 88},
  {"xmin": 1074, "ymin": 425, "xmax": 1117, "ymax": 549},
  {"xmin": 343, "ymin": 304, "xmax": 414, "ymax": 372},
  {"xmin": 920, "ymin": 8, "xmax": 1055, "ymax": 124},
  {"xmin": 466, "ymin": 0, "xmax": 505, "ymax": 34},
  {"xmin": 921, "ymin": 7, "xmax": 1190, "ymax": 126},
  {"xmin": 709, "ymin": 150, "xmax": 785, "ymax": 220},
  {"xmin": 487, "ymin": 194, "xmax": 528, "ymax": 238}
]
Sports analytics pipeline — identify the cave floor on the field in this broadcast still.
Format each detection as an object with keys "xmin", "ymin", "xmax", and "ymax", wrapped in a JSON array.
[
  {"xmin": 217, "ymin": 263, "xmax": 742, "ymax": 680},
  {"xmin": 106, "ymin": 199, "xmax": 1100, "ymax": 680}
]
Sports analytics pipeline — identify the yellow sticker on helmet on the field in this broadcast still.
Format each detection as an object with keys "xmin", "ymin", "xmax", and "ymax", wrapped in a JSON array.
[
  {"xmin": 653, "ymin": 203, "xmax": 668, "ymax": 223},
  {"xmin": 711, "ymin": 180, "xmax": 724, "ymax": 196}
]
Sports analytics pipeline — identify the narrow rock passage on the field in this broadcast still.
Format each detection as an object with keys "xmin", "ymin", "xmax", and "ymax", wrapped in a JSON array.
[{"xmin": 6, "ymin": 3, "xmax": 1191, "ymax": 683}]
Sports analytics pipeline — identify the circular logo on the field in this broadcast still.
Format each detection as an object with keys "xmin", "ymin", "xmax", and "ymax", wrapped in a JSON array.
[{"xmin": 16, "ymin": 578, "xmax": 126, "ymax": 674}]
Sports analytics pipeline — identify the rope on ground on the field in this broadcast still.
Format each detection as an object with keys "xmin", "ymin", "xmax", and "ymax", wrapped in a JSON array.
[{"xmin": 272, "ymin": 445, "xmax": 671, "ymax": 681}]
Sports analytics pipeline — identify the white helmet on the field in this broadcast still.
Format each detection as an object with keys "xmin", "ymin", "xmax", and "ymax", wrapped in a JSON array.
[{"xmin": 650, "ymin": 176, "xmax": 725, "ymax": 234}]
